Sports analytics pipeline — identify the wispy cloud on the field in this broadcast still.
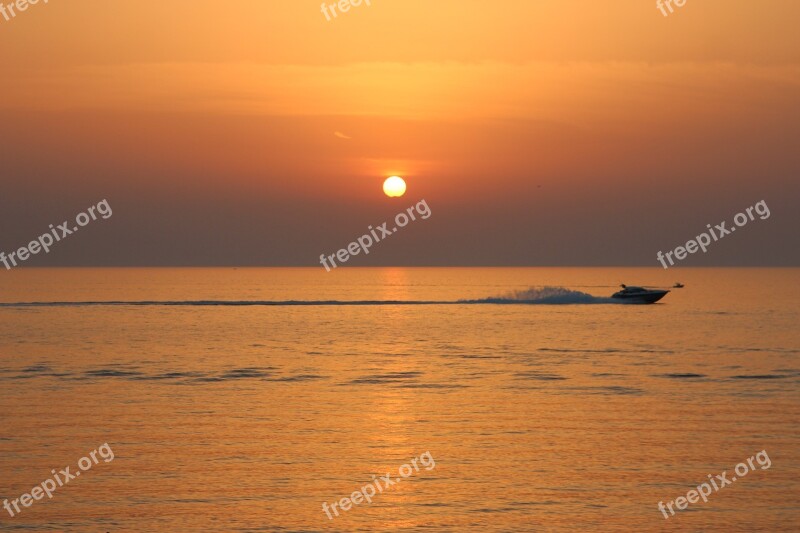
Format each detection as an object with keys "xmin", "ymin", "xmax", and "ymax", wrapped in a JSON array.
[
  {"xmin": 4, "ymin": 62, "xmax": 799, "ymax": 126},
  {"xmin": 334, "ymin": 131, "xmax": 352, "ymax": 140}
]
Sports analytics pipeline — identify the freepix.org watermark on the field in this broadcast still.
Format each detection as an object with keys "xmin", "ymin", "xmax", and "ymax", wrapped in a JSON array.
[
  {"xmin": 656, "ymin": 200, "xmax": 770, "ymax": 269},
  {"xmin": 658, "ymin": 449, "xmax": 771, "ymax": 519},
  {"xmin": 656, "ymin": 0, "xmax": 687, "ymax": 17},
  {"xmin": 322, "ymin": 451, "xmax": 436, "ymax": 520},
  {"xmin": 3, "ymin": 443, "xmax": 115, "ymax": 518},
  {"xmin": 321, "ymin": 0, "xmax": 371, "ymax": 22},
  {"xmin": 0, "ymin": 199, "xmax": 112, "ymax": 270},
  {"xmin": 319, "ymin": 199, "xmax": 431, "ymax": 272},
  {"xmin": 0, "ymin": 0, "xmax": 48, "ymax": 23}
]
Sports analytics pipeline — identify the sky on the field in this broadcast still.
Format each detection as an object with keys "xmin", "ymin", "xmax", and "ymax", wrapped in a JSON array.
[{"xmin": 1, "ymin": 0, "xmax": 798, "ymax": 266}]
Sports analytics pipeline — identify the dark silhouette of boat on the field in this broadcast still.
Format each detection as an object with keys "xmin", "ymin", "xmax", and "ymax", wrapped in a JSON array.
[{"xmin": 612, "ymin": 284, "xmax": 669, "ymax": 304}]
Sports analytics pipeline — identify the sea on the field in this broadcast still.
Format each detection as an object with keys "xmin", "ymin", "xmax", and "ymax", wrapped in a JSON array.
[{"xmin": 0, "ymin": 267, "xmax": 798, "ymax": 531}]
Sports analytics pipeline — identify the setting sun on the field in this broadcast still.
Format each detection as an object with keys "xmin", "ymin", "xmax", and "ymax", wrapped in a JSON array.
[{"xmin": 383, "ymin": 176, "xmax": 407, "ymax": 197}]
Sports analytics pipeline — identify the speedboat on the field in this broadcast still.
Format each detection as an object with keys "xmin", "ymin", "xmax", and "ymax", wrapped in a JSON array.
[{"xmin": 612, "ymin": 284, "xmax": 669, "ymax": 304}]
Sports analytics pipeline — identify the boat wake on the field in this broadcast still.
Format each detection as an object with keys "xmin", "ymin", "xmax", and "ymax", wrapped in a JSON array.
[
  {"xmin": 462, "ymin": 286, "xmax": 618, "ymax": 305},
  {"xmin": 0, "ymin": 286, "xmax": 622, "ymax": 307}
]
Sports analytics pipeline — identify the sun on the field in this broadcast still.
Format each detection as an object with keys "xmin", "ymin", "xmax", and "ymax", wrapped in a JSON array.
[{"xmin": 383, "ymin": 176, "xmax": 407, "ymax": 198}]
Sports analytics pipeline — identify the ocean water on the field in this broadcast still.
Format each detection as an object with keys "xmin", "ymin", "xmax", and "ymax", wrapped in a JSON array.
[{"xmin": 0, "ymin": 267, "xmax": 798, "ymax": 531}]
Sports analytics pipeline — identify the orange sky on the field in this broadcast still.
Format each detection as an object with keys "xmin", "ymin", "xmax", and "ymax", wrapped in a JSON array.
[{"xmin": 1, "ymin": 0, "xmax": 798, "ymax": 266}]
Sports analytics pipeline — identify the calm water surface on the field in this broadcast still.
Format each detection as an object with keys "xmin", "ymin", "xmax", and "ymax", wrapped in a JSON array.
[{"xmin": 0, "ymin": 268, "xmax": 798, "ymax": 531}]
